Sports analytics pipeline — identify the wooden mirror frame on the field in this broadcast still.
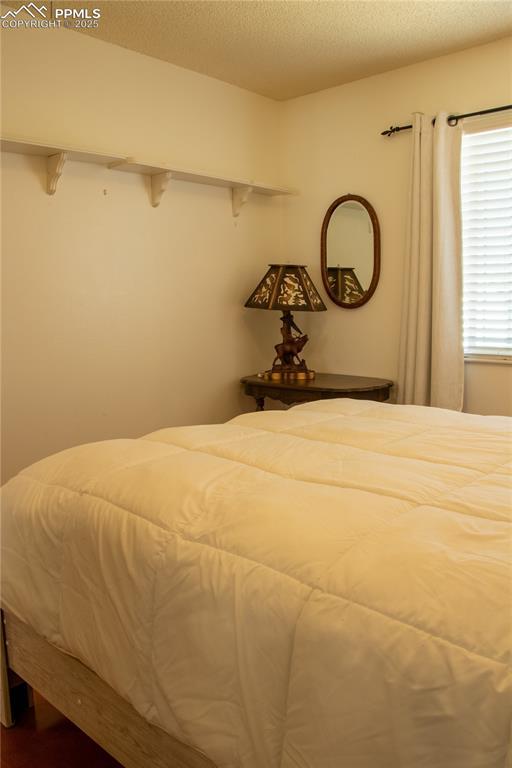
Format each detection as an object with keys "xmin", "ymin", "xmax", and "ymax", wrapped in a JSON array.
[{"xmin": 320, "ymin": 194, "xmax": 381, "ymax": 309}]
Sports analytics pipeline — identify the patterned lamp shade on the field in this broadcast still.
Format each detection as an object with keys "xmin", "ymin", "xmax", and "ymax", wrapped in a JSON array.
[
  {"xmin": 327, "ymin": 266, "xmax": 365, "ymax": 304},
  {"xmin": 245, "ymin": 264, "xmax": 326, "ymax": 312}
]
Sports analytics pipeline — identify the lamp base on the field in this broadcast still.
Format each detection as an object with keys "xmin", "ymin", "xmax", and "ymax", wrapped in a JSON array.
[{"xmin": 263, "ymin": 362, "xmax": 316, "ymax": 381}]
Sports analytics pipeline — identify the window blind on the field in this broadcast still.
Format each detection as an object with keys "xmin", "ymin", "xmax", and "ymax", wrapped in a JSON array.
[{"xmin": 461, "ymin": 125, "xmax": 512, "ymax": 357}]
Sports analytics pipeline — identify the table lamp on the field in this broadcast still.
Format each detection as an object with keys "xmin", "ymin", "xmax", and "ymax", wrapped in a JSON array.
[{"xmin": 245, "ymin": 264, "xmax": 326, "ymax": 380}]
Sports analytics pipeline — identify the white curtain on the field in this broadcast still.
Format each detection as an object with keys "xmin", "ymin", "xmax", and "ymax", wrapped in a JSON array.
[{"xmin": 397, "ymin": 112, "xmax": 464, "ymax": 410}]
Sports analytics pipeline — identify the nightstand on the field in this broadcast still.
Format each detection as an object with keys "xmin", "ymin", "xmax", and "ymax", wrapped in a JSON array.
[{"xmin": 240, "ymin": 372, "xmax": 393, "ymax": 410}]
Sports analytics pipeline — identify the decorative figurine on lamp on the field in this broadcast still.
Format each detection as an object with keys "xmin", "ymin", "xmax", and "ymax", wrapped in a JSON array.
[{"xmin": 245, "ymin": 264, "xmax": 326, "ymax": 380}]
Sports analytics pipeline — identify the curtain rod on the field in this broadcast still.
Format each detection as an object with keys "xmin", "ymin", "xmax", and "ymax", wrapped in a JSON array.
[{"xmin": 381, "ymin": 103, "xmax": 512, "ymax": 137}]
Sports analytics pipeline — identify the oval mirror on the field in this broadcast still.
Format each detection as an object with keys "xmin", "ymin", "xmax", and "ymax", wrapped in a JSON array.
[{"xmin": 320, "ymin": 194, "xmax": 380, "ymax": 308}]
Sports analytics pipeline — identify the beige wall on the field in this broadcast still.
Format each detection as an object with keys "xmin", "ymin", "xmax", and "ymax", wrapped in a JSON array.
[
  {"xmin": 281, "ymin": 37, "xmax": 512, "ymax": 414},
  {"xmin": 1, "ymin": 29, "xmax": 511, "ymax": 480},
  {"xmin": 1, "ymin": 27, "xmax": 284, "ymax": 481},
  {"xmin": 0, "ymin": 27, "xmax": 283, "ymax": 184},
  {"xmin": 463, "ymin": 362, "xmax": 512, "ymax": 416}
]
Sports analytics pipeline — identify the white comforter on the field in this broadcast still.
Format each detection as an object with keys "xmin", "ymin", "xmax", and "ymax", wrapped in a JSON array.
[{"xmin": 2, "ymin": 399, "xmax": 512, "ymax": 767}]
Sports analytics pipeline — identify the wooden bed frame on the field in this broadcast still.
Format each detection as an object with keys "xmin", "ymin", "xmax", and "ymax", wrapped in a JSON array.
[{"xmin": 1, "ymin": 610, "xmax": 217, "ymax": 768}]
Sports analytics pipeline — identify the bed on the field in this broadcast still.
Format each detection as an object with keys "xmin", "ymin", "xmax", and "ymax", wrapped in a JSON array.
[{"xmin": 1, "ymin": 398, "xmax": 511, "ymax": 767}]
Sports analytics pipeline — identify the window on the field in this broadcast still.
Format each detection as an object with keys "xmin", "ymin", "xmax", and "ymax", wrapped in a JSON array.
[{"xmin": 461, "ymin": 124, "xmax": 512, "ymax": 359}]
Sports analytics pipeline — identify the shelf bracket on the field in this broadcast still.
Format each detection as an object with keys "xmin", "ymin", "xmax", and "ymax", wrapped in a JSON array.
[
  {"xmin": 150, "ymin": 171, "xmax": 172, "ymax": 208},
  {"xmin": 231, "ymin": 185, "xmax": 253, "ymax": 217},
  {"xmin": 47, "ymin": 152, "xmax": 67, "ymax": 195},
  {"xmin": 108, "ymin": 158, "xmax": 131, "ymax": 170}
]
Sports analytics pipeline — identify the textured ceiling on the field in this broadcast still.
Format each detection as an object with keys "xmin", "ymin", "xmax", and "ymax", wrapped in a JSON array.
[{"xmin": 7, "ymin": 1, "xmax": 512, "ymax": 99}]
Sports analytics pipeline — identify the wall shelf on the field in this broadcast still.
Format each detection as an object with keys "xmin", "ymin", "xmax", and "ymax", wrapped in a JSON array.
[{"xmin": 1, "ymin": 137, "xmax": 296, "ymax": 213}]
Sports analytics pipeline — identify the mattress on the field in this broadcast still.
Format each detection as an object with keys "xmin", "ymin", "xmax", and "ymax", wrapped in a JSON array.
[{"xmin": 2, "ymin": 398, "xmax": 511, "ymax": 768}]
